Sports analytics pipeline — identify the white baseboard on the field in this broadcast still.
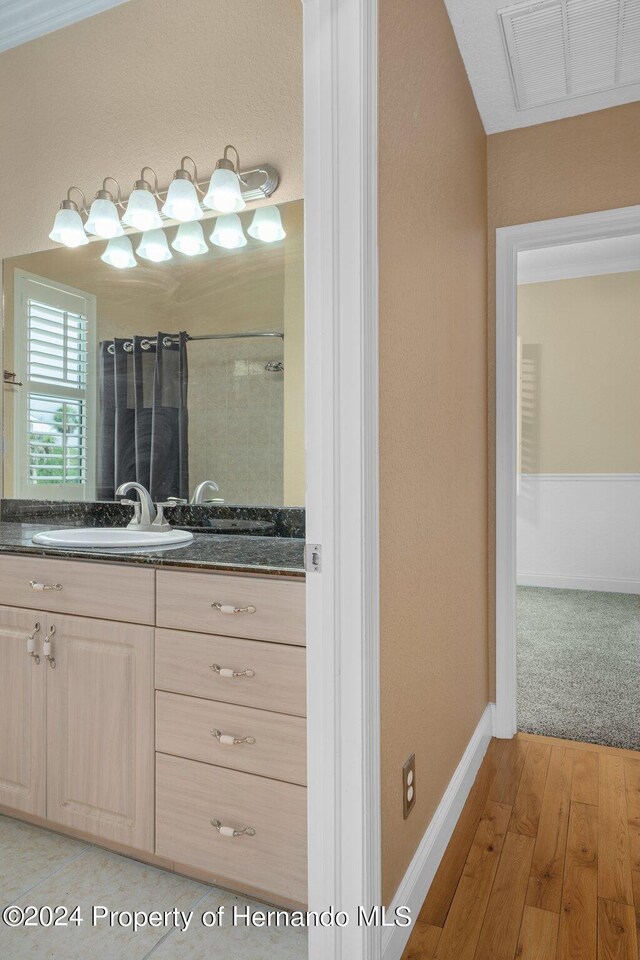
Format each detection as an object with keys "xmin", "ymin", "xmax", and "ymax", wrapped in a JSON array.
[
  {"xmin": 518, "ymin": 573, "xmax": 640, "ymax": 595},
  {"xmin": 381, "ymin": 703, "xmax": 495, "ymax": 960}
]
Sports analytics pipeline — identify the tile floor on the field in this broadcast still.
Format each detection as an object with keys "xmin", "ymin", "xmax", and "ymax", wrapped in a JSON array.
[{"xmin": 0, "ymin": 815, "xmax": 308, "ymax": 960}]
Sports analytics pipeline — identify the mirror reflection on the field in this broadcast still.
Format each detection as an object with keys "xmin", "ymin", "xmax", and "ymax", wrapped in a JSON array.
[{"xmin": 3, "ymin": 199, "xmax": 304, "ymax": 507}]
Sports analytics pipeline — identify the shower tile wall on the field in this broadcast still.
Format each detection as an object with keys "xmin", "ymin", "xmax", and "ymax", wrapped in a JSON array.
[{"xmin": 188, "ymin": 338, "xmax": 284, "ymax": 505}]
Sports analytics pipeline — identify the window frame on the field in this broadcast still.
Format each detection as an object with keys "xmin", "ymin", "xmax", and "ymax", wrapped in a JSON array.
[{"xmin": 13, "ymin": 269, "xmax": 97, "ymax": 501}]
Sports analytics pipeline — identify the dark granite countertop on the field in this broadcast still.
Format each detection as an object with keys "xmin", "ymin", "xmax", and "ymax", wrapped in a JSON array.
[{"xmin": 0, "ymin": 522, "xmax": 305, "ymax": 578}]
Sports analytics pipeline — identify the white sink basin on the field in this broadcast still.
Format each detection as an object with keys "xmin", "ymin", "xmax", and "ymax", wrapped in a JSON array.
[{"xmin": 32, "ymin": 527, "xmax": 194, "ymax": 549}]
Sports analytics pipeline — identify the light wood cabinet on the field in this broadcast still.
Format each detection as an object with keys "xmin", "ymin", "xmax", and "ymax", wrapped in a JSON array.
[
  {"xmin": 0, "ymin": 607, "xmax": 46, "ymax": 817},
  {"xmin": 46, "ymin": 614, "xmax": 154, "ymax": 851},
  {"xmin": 0, "ymin": 604, "xmax": 154, "ymax": 853}
]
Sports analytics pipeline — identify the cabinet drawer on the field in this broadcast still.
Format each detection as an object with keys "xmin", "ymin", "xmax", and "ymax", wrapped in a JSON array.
[
  {"xmin": 155, "ymin": 628, "xmax": 306, "ymax": 717},
  {"xmin": 0, "ymin": 555, "xmax": 155, "ymax": 625},
  {"xmin": 155, "ymin": 570, "xmax": 305, "ymax": 645},
  {"xmin": 156, "ymin": 691, "xmax": 306, "ymax": 786},
  {"xmin": 156, "ymin": 753, "xmax": 307, "ymax": 906}
]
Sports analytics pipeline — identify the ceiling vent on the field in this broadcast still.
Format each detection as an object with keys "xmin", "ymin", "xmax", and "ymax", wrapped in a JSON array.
[{"xmin": 499, "ymin": 0, "xmax": 640, "ymax": 109}]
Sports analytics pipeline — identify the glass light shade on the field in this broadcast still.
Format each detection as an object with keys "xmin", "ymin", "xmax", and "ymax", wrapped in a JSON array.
[
  {"xmin": 161, "ymin": 178, "xmax": 202, "ymax": 222},
  {"xmin": 247, "ymin": 205, "xmax": 286, "ymax": 243},
  {"xmin": 210, "ymin": 213, "xmax": 247, "ymax": 250},
  {"xmin": 122, "ymin": 189, "xmax": 162, "ymax": 231},
  {"xmin": 49, "ymin": 207, "xmax": 88, "ymax": 247},
  {"xmin": 203, "ymin": 167, "xmax": 246, "ymax": 213},
  {"xmin": 85, "ymin": 197, "xmax": 124, "ymax": 238},
  {"xmin": 136, "ymin": 229, "xmax": 172, "ymax": 263},
  {"xmin": 101, "ymin": 235, "xmax": 136, "ymax": 269},
  {"xmin": 171, "ymin": 221, "xmax": 208, "ymax": 257}
]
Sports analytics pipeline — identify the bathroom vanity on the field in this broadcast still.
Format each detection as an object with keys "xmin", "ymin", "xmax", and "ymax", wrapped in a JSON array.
[{"xmin": 0, "ymin": 534, "xmax": 307, "ymax": 908}]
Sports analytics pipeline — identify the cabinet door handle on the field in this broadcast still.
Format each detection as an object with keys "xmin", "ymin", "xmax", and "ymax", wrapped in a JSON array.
[
  {"xmin": 210, "ymin": 819, "xmax": 256, "ymax": 838},
  {"xmin": 43, "ymin": 625, "xmax": 56, "ymax": 668},
  {"xmin": 211, "ymin": 602, "xmax": 256, "ymax": 615},
  {"xmin": 211, "ymin": 728, "xmax": 256, "ymax": 746},
  {"xmin": 26, "ymin": 622, "xmax": 41, "ymax": 664},
  {"xmin": 210, "ymin": 663, "xmax": 256, "ymax": 679},
  {"xmin": 30, "ymin": 581, "xmax": 63, "ymax": 592}
]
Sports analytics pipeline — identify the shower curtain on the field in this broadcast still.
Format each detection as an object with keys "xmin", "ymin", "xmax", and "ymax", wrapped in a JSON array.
[{"xmin": 97, "ymin": 332, "xmax": 189, "ymax": 501}]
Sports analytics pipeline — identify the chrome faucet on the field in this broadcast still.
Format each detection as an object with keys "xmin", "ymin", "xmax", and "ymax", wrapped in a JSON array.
[
  {"xmin": 190, "ymin": 480, "xmax": 221, "ymax": 505},
  {"xmin": 116, "ymin": 482, "xmax": 157, "ymax": 529}
]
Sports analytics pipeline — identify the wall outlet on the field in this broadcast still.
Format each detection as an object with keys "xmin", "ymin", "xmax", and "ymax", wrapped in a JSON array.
[{"xmin": 403, "ymin": 754, "xmax": 416, "ymax": 819}]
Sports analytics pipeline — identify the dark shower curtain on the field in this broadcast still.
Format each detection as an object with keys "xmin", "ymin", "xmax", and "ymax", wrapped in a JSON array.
[{"xmin": 97, "ymin": 332, "xmax": 189, "ymax": 501}]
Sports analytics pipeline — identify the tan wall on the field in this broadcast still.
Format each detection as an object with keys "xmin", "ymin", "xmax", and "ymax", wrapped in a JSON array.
[
  {"xmin": 487, "ymin": 103, "xmax": 640, "ymax": 697},
  {"xmin": 0, "ymin": 0, "xmax": 302, "ymax": 264},
  {"xmin": 379, "ymin": 0, "xmax": 489, "ymax": 905},
  {"xmin": 518, "ymin": 273, "xmax": 640, "ymax": 475}
]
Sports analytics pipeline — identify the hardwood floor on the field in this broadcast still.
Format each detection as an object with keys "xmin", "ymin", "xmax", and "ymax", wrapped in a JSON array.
[{"xmin": 402, "ymin": 733, "xmax": 640, "ymax": 960}]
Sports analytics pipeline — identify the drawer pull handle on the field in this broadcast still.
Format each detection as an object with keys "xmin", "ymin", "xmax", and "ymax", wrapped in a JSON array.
[
  {"xmin": 43, "ymin": 625, "xmax": 56, "ymax": 669},
  {"xmin": 211, "ymin": 602, "xmax": 256, "ymax": 616},
  {"xmin": 210, "ymin": 663, "xmax": 256, "ymax": 679},
  {"xmin": 26, "ymin": 622, "xmax": 41, "ymax": 664},
  {"xmin": 210, "ymin": 819, "xmax": 256, "ymax": 838},
  {"xmin": 30, "ymin": 580, "xmax": 63, "ymax": 592},
  {"xmin": 211, "ymin": 728, "xmax": 256, "ymax": 746}
]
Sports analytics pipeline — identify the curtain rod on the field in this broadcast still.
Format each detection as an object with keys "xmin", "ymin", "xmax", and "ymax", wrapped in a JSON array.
[{"xmin": 106, "ymin": 331, "xmax": 284, "ymax": 354}]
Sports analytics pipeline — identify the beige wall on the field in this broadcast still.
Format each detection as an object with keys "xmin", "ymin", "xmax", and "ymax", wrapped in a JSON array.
[
  {"xmin": 379, "ymin": 0, "xmax": 488, "ymax": 905},
  {"xmin": 487, "ymin": 102, "xmax": 640, "ymax": 697},
  {"xmin": 518, "ymin": 272, "xmax": 640, "ymax": 475},
  {"xmin": 0, "ymin": 0, "xmax": 302, "ymax": 264}
]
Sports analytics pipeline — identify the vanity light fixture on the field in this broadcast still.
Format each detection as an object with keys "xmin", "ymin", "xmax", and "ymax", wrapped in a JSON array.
[
  {"xmin": 101, "ymin": 235, "xmax": 136, "ymax": 269},
  {"xmin": 123, "ymin": 168, "xmax": 163, "ymax": 231},
  {"xmin": 85, "ymin": 178, "xmax": 125, "ymax": 238},
  {"xmin": 210, "ymin": 213, "xmax": 247, "ymax": 249},
  {"xmin": 161, "ymin": 157, "xmax": 203, "ymax": 222},
  {"xmin": 49, "ymin": 188, "xmax": 89, "ymax": 247},
  {"xmin": 248, "ymin": 205, "xmax": 286, "ymax": 243},
  {"xmin": 137, "ymin": 228, "xmax": 172, "ymax": 263},
  {"xmin": 204, "ymin": 145, "xmax": 246, "ymax": 213},
  {"xmin": 48, "ymin": 145, "xmax": 283, "ymax": 265},
  {"xmin": 172, "ymin": 221, "xmax": 208, "ymax": 257}
]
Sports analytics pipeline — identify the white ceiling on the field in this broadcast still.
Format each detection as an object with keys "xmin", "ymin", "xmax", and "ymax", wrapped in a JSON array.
[
  {"xmin": 0, "ymin": 0, "xmax": 132, "ymax": 52},
  {"xmin": 518, "ymin": 234, "xmax": 640, "ymax": 283},
  {"xmin": 444, "ymin": 0, "xmax": 640, "ymax": 132}
]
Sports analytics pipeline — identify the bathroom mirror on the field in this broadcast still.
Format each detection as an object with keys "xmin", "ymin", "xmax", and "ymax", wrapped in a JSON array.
[{"xmin": 2, "ymin": 199, "xmax": 304, "ymax": 508}]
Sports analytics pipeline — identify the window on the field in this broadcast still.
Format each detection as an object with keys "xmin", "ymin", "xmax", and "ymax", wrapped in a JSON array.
[{"xmin": 13, "ymin": 271, "xmax": 96, "ymax": 500}]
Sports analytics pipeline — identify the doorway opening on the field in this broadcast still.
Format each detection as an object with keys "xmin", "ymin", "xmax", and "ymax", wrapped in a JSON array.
[{"xmin": 495, "ymin": 206, "xmax": 640, "ymax": 748}]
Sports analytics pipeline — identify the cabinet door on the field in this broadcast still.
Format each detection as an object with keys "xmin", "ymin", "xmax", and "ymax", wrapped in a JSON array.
[
  {"xmin": 46, "ymin": 614, "xmax": 154, "ymax": 852},
  {"xmin": 0, "ymin": 606, "xmax": 46, "ymax": 816}
]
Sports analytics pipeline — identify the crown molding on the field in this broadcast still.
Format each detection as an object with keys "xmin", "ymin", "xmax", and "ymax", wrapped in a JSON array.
[{"xmin": 0, "ymin": 0, "xmax": 132, "ymax": 53}]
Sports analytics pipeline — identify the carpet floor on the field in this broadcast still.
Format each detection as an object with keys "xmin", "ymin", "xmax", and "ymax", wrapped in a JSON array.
[{"xmin": 517, "ymin": 586, "xmax": 640, "ymax": 750}]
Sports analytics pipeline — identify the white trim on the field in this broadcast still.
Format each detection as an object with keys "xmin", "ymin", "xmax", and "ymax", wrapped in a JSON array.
[
  {"xmin": 518, "ymin": 253, "xmax": 640, "ymax": 285},
  {"xmin": 303, "ymin": 2, "xmax": 380, "ymax": 960},
  {"xmin": 381, "ymin": 705, "xmax": 495, "ymax": 960},
  {"xmin": 518, "ymin": 574, "xmax": 640, "ymax": 594},
  {"xmin": 519, "ymin": 472, "xmax": 640, "ymax": 482},
  {"xmin": 495, "ymin": 204, "xmax": 640, "ymax": 740},
  {"xmin": 0, "ymin": 0, "xmax": 133, "ymax": 53}
]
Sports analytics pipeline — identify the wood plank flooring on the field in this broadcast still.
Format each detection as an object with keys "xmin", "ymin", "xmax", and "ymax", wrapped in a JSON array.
[{"xmin": 403, "ymin": 733, "xmax": 640, "ymax": 960}]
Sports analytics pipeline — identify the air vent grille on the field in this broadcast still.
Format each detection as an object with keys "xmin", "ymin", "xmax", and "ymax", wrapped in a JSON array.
[{"xmin": 499, "ymin": 0, "xmax": 640, "ymax": 109}]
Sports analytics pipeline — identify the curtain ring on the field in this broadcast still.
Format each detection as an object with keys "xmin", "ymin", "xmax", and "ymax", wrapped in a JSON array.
[
  {"xmin": 107, "ymin": 343, "xmax": 115, "ymax": 355},
  {"xmin": 162, "ymin": 336, "xmax": 173, "ymax": 348},
  {"xmin": 140, "ymin": 339, "xmax": 152, "ymax": 351},
  {"xmin": 123, "ymin": 341, "xmax": 134, "ymax": 353}
]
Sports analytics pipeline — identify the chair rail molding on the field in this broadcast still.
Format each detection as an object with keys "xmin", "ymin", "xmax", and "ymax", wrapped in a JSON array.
[
  {"xmin": 303, "ymin": 1, "xmax": 380, "ymax": 960},
  {"xmin": 495, "ymin": 204, "xmax": 640, "ymax": 740}
]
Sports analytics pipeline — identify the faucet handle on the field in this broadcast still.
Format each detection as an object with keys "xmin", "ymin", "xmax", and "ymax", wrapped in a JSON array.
[
  {"xmin": 121, "ymin": 498, "xmax": 141, "ymax": 526},
  {"xmin": 152, "ymin": 502, "xmax": 174, "ymax": 531}
]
